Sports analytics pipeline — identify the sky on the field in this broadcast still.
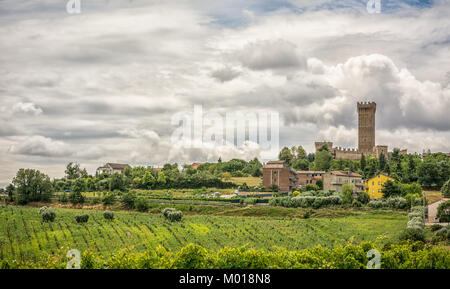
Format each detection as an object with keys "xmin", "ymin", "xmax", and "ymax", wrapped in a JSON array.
[{"xmin": 0, "ymin": 0, "xmax": 449, "ymax": 185}]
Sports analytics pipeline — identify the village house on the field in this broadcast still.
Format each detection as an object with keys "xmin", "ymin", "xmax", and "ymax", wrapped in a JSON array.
[
  {"xmin": 262, "ymin": 160, "xmax": 298, "ymax": 192},
  {"xmin": 323, "ymin": 170, "xmax": 364, "ymax": 192},
  {"xmin": 96, "ymin": 163, "xmax": 131, "ymax": 175},
  {"xmin": 296, "ymin": 171, "xmax": 325, "ymax": 187},
  {"xmin": 365, "ymin": 173, "xmax": 395, "ymax": 199}
]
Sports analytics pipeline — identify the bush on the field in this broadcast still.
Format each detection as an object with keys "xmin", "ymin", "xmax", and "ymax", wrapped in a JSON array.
[
  {"xmin": 69, "ymin": 191, "xmax": 85, "ymax": 205},
  {"xmin": 429, "ymin": 224, "xmax": 443, "ymax": 232},
  {"xmin": 103, "ymin": 211, "xmax": 114, "ymax": 220},
  {"xmin": 59, "ymin": 193, "xmax": 68, "ymax": 203},
  {"xmin": 39, "ymin": 206, "xmax": 56, "ymax": 222},
  {"xmin": 102, "ymin": 193, "xmax": 116, "ymax": 206},
  {"xmin": 121, "ymin": 191, "xmax": 136, "ymax": 209},
  {"xmin": 441, "ymin": 178, "xmax": 450, "ymax": 198},
  {"xmin": 437, "ymin": 201, "xmax": 450, "ymax": 222},
  {"xmin": 163, "ymin": 208, "xmax": 183, "ymax": 222},
  {"xmin": 243, "ymin": 198, "xmax": 257, "ymax": 205},
  {"xmin": 75, "ymin": 214, "xmax": 89, "ymax": 223},
  {"xmin": 304, "ymin": 184, "xmax": 319, "ymax": 191},
  {"xmin": 90, "ymin": 197, "xmax": 101, "ymax": 205},
  {"xmin": 399, "ymin": 228, "xmax": 426, "ymax": 242},
  {"xmin": 303, "ymin": 210, "xmax": 312, "ymax": 219},
  {"xmin": 134, "ymin": 197, "xmax": 149, "ymax": 212},
  {"xmin": 357, "ymin": 191, "xmax": 370, "ymax": 204},
  {"xmin": 352, "ymin": 199, "xmax": 362, "ymax": 207}
]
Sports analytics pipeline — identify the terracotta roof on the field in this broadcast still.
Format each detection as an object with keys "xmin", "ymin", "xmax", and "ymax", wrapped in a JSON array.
[
  {"xmin": 330, "ymin": 170, "xmax": 362, "ymax": 177},
  {"xmin": 263, "ymin": 160, "xmax": 286, "ymax": 169},
  {"xmin": 297, "ymin": 170, "xmax": 325, "ymax": 174},
  {"xmin": 105, "ymin": 163, "xmax": 130, "ymax": 170}
]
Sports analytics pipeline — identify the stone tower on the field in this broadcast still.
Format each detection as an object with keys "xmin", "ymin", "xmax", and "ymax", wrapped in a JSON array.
[{"xmin": 357, "ymin": 102, "xmax": 376, "ymax": 154}]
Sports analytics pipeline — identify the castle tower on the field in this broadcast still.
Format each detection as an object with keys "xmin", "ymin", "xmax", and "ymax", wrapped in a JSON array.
[{"xmin": 357, "ymin": 102, "xmax": 376, "ymax": 154}]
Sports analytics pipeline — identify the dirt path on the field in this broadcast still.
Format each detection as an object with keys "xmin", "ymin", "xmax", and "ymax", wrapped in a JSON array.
[{"xmin": 427, "ymin": 198, "xmax": 449, "ymax": 224}]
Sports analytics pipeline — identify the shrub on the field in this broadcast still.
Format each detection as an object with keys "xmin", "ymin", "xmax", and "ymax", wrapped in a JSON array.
[
  {"xmin": 121, "ymin": 191, "xmax": 136, "ymax": 209},
  {"xmin": 429, "ymin": 224, "xmax": 443, "ymax": 232},
  {"xmin": 437, "ymin": 201, "xmax": 450, "ymax": 222},
  {"xmin": 75, "ymin": 214, "xmax": 89, "ymax": 223},
  {"xmin": 387, "ymin": 197, "xmax": 407, "ymax": 209},
  {"xmin": 399, "ymin": 228, "xmax": 426, "ymax": 242},
  {"xmin": 243, "ymin": 198, "xmax": 257, "ymax": 205},
  {"xmin": 352, "ymin": 199, "xmax": 362, "ymax": 207},
  {"xmin": 39, "ymin": 206, "xmax": 56, "ymax": 222},
  {"xmin": 103, "ymin": 211, "xmax": 114, "ymax": 220},
  {"xmin": 435, "ymin": 227, "xmax": 449, "ymax": 239},
  {"xmin": 304, "ymin": 184, "xmax": 319, "ymax": 191},
  {"xmin": 441, "ymin": 178, "xmax": 450, "ymax": 198},
  {"xmin": 102, "ymin": 193, "xmax": 116, "ymax": 206},
  {"xmin": 59, "ymin": 193, "xmax": 68, "ymax": 203},
  {"xmin": 303, "ymin": 210, "xmax": 312, "ymax": 219},
  {"xmin": 90, "ymin": 197, "xmax": 101, "ymax": 205},
  {"xmin": 357, "ymin": 191, "xmax": 370, "ymax": 204},
  {"xmin": 69, "ymin": 191, "xmax": 85, "ymax": 205},
  {"xmin": 163, "ymin": 208, "xmax": 183, "ymax": 222},
  {"xmin": 270, "ymin": 184, "xmax": 279, "ymax": 192},
  {"xmin": 134, "ymin": 197, "xmax": 149, "ymax": 212}
]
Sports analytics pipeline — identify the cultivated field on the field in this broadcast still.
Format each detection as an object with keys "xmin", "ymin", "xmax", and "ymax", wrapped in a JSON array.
[{"xmin": 0, "ymin": 205, "xmax": 407, "ymax": 263}]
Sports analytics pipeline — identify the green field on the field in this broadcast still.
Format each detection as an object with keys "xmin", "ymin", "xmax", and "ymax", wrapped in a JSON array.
[{"xmin": 0, "ymin": 205, "xmax": 407, "ymax": 263}]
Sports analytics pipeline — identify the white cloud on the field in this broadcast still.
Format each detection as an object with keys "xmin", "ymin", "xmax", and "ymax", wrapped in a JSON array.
[{"xmin": 8, "ymin": 136, "xmax": 72, "ymax": 157}]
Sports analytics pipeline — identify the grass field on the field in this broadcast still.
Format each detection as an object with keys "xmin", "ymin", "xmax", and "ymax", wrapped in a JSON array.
[
  {"xmin": 424, "ymin": 191, "xmax": 443, "ymax": 204},
  {"xmin": 228, "ymin": 176, "xmax": 262, "ymax": 186},
  {"xmin": 0, "ymin": 205, "xmax": 407, "ymax": 263}
]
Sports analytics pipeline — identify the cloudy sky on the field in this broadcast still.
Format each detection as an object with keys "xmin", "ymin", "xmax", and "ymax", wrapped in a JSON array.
[{"xmin": 1, "ymin": 0, "xmax": 449, "ymax": 185}]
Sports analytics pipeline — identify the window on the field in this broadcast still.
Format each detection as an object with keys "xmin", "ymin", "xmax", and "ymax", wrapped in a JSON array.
[{"xmin": 372, "ymin": 181, "xmax": 374, "ymax": 185}]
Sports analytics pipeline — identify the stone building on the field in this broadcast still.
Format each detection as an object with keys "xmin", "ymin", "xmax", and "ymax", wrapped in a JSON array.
[
  {"xmin": 262, "ymin": 160, "xmax": 298, "ymax": 192},
  {"xmin": 357, "ymin": 102, "xmax": 376, "ymax": 154},
  {"xmin": 323, "ymin": 170, "xmax": 364, "ymax": 192},
  {"xmin": 314, "ymin": 102, "xmax": 405, "ymax": 160},
  {"xmin": 96, "ymin": 163, "xmax": 131, "ymax": 175},
  {"xmin": 296, "ymin": 171, "xmax": 325, "ymax": 187}
]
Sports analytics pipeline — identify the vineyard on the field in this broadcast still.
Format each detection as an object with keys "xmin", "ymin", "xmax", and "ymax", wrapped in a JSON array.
[{"xmin": 0, "ymin": 205, "xmax": 407, "ymax": 263}]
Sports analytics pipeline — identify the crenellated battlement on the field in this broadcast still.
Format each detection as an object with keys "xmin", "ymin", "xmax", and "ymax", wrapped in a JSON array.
[{"xmin": 357, "ymin": 101, "xmax": 377, "ymax": 110}]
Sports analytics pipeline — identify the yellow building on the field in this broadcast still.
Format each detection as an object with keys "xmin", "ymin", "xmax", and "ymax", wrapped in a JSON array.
[{"xmin": 364, "ymin": 173, "xmax": 395, "ymax": 199}]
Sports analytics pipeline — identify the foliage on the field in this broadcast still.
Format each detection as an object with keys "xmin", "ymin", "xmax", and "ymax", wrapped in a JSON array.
[
  {"xmin": 121, "ymin": 191, "xmax": 137, "ymax": 209},
  {"xmin": 69, "ymin": 191, "xmax": 85, "ymax": 205},
  {"xmin": 437, "ymin": 201, "xmax": 450, "ymax": 222},
  {"xmin": 12, "ymin": 169, "xmax": 53, "ymax": 204},
  {"xmin": 102, "ymin": 192, "xmax": 116, "ymax": 206},
  {"xmin": 39, "ymin": 206, "xmax": 56, "ymax": 222},
  {"xmin": 304, "ymin": 184, "xmax": 319, "ymax": 191},
  {"xmin": 3, "ymin": 241, "xmax": 450, "ymax": 269},
  {"xmin": 314, "ymin": 150, "xmax": 332, "ymax": 171},
  {"xmin": 75, "ymin": 214, "xmax": 89, "ymax": 223},
  {"xmin": 163, "ymin": 208, "xmax": 183, "ymax": 222},
  {"xmin": 441, "ymin": 178, "xmax": 450, "ymax": 198},
  {"xmin": 342, "ymin": 184, "xmax": 354, "ymax": 205},
  {"xmin": 103, "ymin": 211, "xmax": 114, "ymax": 220},
  {"xmin": 134, "ymin": 197, "xmax": 149, "ymax": 212}
]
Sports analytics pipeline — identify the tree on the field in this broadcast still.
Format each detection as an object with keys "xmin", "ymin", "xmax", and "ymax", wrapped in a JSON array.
[
  {"xmin": 379, "ymin": 153, "xmax": 386, "ymax": 172},
  {"xmin": 72, "ymin": 178, "xmax": 86, "ymax": 194},
  {"xmin": 12, "ymin": 169, "xmax": 53, "ymax": 204},
  {"xmin": 296, "ymin": 146, "xmax": 307, "ymax": 160},
  {"xmin": 293, "ymin": 159, "xmax": 310, "ymax": 171},
  {"xmin": 110, "ymin": 173, "xmax": 124, "ymax": 191},
  {"xmin": 157, "ymin": 171, "xmax": 167, "ymax": 187},
  {"xmin": 278, "ymin": 147, "xmax": 294, "ymax": 166},
  {"xmin": 437, "ymin": 201, "xmax": 450, "ymax": 222},
  {"xmin": 316, "ymin": 179, "xmax": 323, "ymax": 190},
  {"xmin": 442, "ymin": 178, "xmax": 450, "ymax": 198},
  {"xmin": 381, "ymin": 180, "xmax": 403, "ymax": 198},
  {"xmin": 65, "ymin": 162, "xmax": 86, "ymax": 180},
  {"xmin": 6, "ymin": 184, "xmax": 15, "ymax": 202},
  {"xmin": 314, "ymin": 150, "xmax": 332, "ymax": 171},
  {"xmin": 142, "ymin": 171, "xmax": 156, "ymax": 189},
  {"xmin": 342, "ymin": 184, "xmax": 354, "ymax": 205},
  {"xmin": 360, "ymin": 154, "xmax": 366, "ymax": 171}
]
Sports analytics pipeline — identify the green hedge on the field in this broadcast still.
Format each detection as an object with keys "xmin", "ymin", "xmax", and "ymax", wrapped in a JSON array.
[{"xmin": 1, "ymin": 241, "xmax": 449, "ymax": 269}]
